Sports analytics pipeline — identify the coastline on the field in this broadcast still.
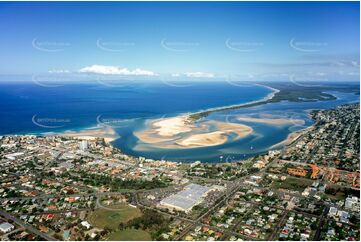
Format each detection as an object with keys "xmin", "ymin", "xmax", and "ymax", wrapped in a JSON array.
[
  {"xmin": 23, "ymin": 83, "xmax": 355, "ymax": 162},
  {"xmin": 50, "ymin": 83, "xmax": 277, "ymax": 148},
  {"xmin": 188, "ymin": 83, "xmax": 280, "ymax": 120},
  {"xmin": 269, "ymin": 125, "xmax": 314, "ymax": 150},
  {"xmin": 43, "ymin": 125, "xmax": 119, "ymax": 144}
]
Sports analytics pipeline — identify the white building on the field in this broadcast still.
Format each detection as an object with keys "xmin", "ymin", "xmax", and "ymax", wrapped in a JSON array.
[
  {"xmin": 0, "ymin": 222, "xmax": 15, "ymax": 233},
  {"xmin": 79, "ymin": 140, "xmax": 88, "ymax": 151},
  {"xmin": 328, "ymin": 207, "xmax": 338, "ymax": 217},
  {"xmin": 159, "ymin": 183, "xmax": 210, "ymax": 212},
  {"xmin": 81, "ymin": 221, "xmax": 91, "ymax": 229}
]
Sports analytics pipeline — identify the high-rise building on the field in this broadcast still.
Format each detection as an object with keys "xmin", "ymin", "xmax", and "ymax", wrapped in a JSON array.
[{"xmin": 79, "ymin": 140, "xmax": 88, "ymax": 151}]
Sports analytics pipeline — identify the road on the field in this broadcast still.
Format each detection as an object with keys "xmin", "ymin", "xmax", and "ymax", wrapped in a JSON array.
[{"xmin": 0, "ymin": 209, "xmax": 57, "ymax": 241}]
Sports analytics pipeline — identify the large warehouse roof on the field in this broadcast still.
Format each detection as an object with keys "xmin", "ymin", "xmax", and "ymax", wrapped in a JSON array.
[{"xmin": 160, "ymin": 183, "xmax": 210, "ymax": 212}]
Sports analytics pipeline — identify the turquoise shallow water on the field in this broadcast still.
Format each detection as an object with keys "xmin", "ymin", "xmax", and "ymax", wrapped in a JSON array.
[
  {"xmin": 114, "ymin": 91, "xmax": 359, "ymax": 162},
  {"xmin": 0, "ymin": 80, "xmax": 359, "ymax": 162}
]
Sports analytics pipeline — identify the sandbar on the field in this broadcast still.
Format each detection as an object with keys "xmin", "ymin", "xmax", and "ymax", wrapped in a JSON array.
[
  {"xmin": 134, "ymin": 117, "xmax": 253, "ymax": 149},
  {"xmin": 237, "ymin": 116, "xmax": 305, "ymax": 126}
]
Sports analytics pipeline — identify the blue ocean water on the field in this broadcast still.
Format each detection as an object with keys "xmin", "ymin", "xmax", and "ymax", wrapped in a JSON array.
[
  {"xmin": 0, "ymin": 80, "xmax": 270, "ymax": 135},
  {"xmin": 0, "ymin": 80, "xmax": 359, "ymax": 162}
]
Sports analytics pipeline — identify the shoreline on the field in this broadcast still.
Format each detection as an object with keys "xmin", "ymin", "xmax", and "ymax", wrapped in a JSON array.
[
  {"xmin": 43, "ymin": 125, "xmax": 119, "ymax": 144},
  {"xmin": 188, "ymin": 83, "xmax": 280, "ymax": 120},
  {"xmin": 269, "ymin": 125, "xmax": 314, "ymax": 150}
]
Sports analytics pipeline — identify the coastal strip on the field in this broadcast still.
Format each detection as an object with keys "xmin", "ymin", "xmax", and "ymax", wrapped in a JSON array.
[
  {"xmin": 44, "ymin": 125, "xmax": 119, "ymax": 143},
  {"xmin": 189, "ymin": 83, "xmax": 280, "ymax": 121},
  {"xmin": 269, "ymin": 126, "xmax": 314, "ymax": 150},
  {"xmin": 188, "ymin": 81, "xmax": 351, "ymax": 121}
]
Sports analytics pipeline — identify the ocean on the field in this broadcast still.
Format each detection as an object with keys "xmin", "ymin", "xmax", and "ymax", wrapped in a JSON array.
[{"xmin": 0, "ymin": 80, "xmax": 359, "ymax": 162}]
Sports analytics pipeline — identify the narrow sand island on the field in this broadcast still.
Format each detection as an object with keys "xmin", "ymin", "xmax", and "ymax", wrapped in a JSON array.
[
  {"xmin": 134, "ymin": 116, "xmax": 253, "ymax": 149},
  {"xmin": 237, "ymin": 115, "xmax": 305, "ymax": 126}
]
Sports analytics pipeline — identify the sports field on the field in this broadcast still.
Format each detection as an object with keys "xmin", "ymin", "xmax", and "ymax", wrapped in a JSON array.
[{"xmin": 88, "ymin": 204, "xmax": 142, "ymax": 230}]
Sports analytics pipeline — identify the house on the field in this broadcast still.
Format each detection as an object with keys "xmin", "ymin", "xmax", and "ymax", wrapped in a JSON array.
[
  {"xmin": 328, "ymin": 207, "xmax": 337, "ymax": 217},
  {"xmin": 81, "ymin": 221, "xmax": 91, "ymax": 229}
]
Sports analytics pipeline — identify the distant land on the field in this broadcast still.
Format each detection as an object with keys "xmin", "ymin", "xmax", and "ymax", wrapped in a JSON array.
[{"xmin": 189, "ymin": 82, "xmax": 360, "ymax": 121}]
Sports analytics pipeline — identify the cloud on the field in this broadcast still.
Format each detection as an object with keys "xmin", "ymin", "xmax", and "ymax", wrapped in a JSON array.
[
  {"xmin": 184, "ymin": 72, "xmax": 215, "ymax": 78},
  {"xmin": 78, "ymin": 65, "xmax": 156, "ymax": 76}
]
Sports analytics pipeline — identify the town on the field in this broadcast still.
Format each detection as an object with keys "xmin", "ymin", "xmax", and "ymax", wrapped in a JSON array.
[{"xmin": 0, "ymin": 104, "xmax": 359, "ymax": 241}]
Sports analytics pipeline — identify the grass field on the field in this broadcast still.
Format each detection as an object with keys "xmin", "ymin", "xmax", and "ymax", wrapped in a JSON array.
[
  {"xmin": 88, "ymin": 204, "xmax": 142, "ymax": 230},
  {"xmin": 106, "ymin": 229, "xmax": 151, "ymax": 241},
  {"xmin": 271, "ymin": 176, "xmax": 313, "ymax": 192}
]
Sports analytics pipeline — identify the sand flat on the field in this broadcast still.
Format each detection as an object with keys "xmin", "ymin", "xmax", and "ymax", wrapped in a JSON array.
[
  {"xmin": 237, "ymin": 116, "xmax": 305, "ymax": 126},
  {"xmin": 134, "ymin": 117, "xmax": 253, "ymax": 149},
  {"xmin": 152, "ymin": 116, "xmax": 194, "ymax": 137},
  {"xmin": 175, "ymin": 131, "xmax": 228, "ymax": 147}
]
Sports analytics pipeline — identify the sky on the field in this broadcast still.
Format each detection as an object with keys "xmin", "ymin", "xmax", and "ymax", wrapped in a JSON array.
[{"xmin": 0, "ymin": 1, "xmax": 359, "ymax": 82}]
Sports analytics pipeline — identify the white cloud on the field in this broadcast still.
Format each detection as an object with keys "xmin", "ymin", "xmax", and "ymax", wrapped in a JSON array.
[
  {"xmin": 184, "ymin": 72, "xmax": 215, "ymax": 78},
  {"xmin": 78, "ymin": 65, "xmax": 156, "ymax": 76}
]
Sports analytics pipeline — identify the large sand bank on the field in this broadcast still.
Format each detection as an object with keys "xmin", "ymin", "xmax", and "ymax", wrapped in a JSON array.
[{"xmin": 134, "ymin": 116, "xmax": 253, "ymax": 149}]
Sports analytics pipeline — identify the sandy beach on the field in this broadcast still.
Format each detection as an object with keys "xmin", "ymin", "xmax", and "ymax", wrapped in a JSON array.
[
  {"xmin": 269, "ymin": 126, "xmax": 314, "ymax": 149},
  {"xmin": 46, "ymin": 125, "xmax": 120, "ymax": 143}
]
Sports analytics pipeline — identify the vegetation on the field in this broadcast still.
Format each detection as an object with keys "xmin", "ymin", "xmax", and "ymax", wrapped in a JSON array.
[
  {"xmin": 63, "ymin": 171, "xmax": 170, "ymax": 191},
  {"xmin": 325, "ymin": 186, "xmax": 360, "ymax": 200},
  {"xmin": 271, "ymin": 177, "xmax": 313, "ymax": 192},
  {"xmin": 88, "ymin": 205, "xmax": 142, "ymax": 230},
  {"xmin": 106, "ymin": 229, "xmax": 151, "ymax": 241},
  {"xmin": 189, "ymin": 82, "xmax": 359, "ymax": 121},
  {"xmin": 119, "ymin": 210, "xmax": 171, "ymax": 240}
]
